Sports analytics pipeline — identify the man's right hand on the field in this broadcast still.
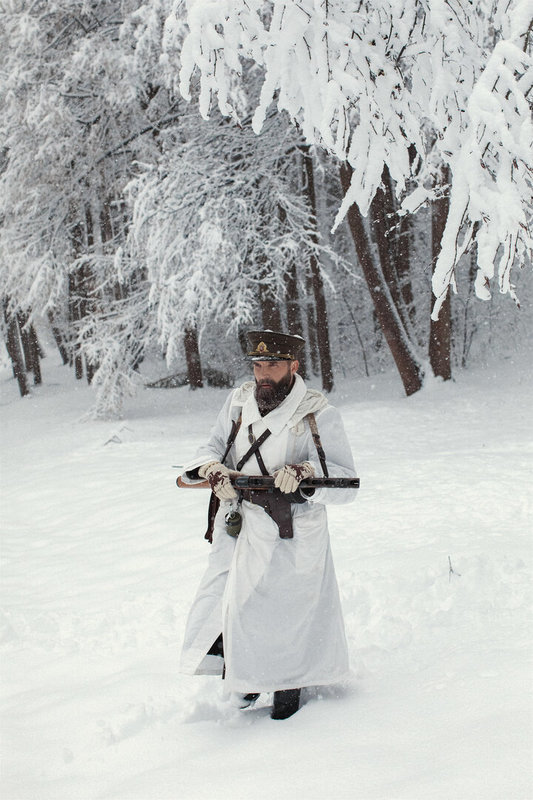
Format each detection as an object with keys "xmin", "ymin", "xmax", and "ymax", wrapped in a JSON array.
[{"xmin": 198, "ymin": 461, "xmax": 238, "ymax": 501}]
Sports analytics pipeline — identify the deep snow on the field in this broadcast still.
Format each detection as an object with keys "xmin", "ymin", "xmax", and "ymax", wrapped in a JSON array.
[{"xmin": 1, "ymin": 349, "xmax": 531, "ymax": 800}]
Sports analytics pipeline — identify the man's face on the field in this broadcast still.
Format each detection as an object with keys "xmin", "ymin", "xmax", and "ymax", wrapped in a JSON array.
[{"xmin": 253, "ymin": 360, "xmax": 298, "ymax": 412}]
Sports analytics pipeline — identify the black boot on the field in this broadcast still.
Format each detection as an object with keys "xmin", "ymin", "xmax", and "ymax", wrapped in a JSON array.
[
  {"xmin": 271, "ymin": 688, "xmax": 301, "ymax": 720},
  {"xmin": 239, "ymin": 693, "xmax": 260, "ymax": 709}
]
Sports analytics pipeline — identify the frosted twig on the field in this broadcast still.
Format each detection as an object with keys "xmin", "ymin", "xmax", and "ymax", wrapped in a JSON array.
[{"xmin": 448, "ymin": 556, "xmax": 461, "ymax": 582}]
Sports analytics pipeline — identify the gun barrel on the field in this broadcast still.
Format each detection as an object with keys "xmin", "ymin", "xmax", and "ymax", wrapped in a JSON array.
[{"xmin": 233, "ymin": 476, "xmax": 359, "ymax": 489}]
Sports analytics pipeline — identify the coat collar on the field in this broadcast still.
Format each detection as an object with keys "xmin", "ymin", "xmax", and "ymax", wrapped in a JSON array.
[{"xmin": 236, "ymin": 374, "xmax": 325, "ymax": 435}]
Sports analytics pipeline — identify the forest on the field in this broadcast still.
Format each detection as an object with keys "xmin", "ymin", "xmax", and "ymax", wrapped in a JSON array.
[{"xmin": 1, "ymin": 1, "xmax": 532, "ymax": 416}]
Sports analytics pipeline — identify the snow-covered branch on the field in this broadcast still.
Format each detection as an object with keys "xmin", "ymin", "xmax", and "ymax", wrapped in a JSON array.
[{"xmin": 173, "ymin": 0, "xmax": 533, "ymax": 309}]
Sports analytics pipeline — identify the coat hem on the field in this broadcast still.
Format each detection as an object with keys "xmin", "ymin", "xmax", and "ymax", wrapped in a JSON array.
[
  {"xmin": 180, "ymin": 652, "xmax": 224, "ymax": 676},
  {"xmin": 224, "ymin": 670, "xmax": 352, "ymax": 694}
]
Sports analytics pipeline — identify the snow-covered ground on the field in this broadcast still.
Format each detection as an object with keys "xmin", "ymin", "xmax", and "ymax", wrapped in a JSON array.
[{"xmin": 1, "ymin": 349, "xmax": 532, "ymax": 800}]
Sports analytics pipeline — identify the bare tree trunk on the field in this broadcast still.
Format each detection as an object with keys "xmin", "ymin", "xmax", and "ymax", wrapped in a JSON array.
[
  {"xmin": 302, "ymin": 145, "xmax": 334, "ymax": 392},
  {"xmin": 305, "ymin": 278, "xmax": 320, "ymax": 376},
  {"xmin": 184, "ymin": 326, "xmax": 203, "ymax": 389},
  {"xmin": 278, "ymin": 203, "xmax": 307, "ymax": 377},
  {"xmin": 259, "ymin": 282, "xmax": 283, "ymax": 331},
  {"xmin": 369, "ymin": 165, "xmax": 415, "ymax": 336},
  {"xmin": 48, "ymin": 311, "xmax": 70, "ymax": 365},
  {"xmin": 69, "ymin": 270, "xmax": 84, "ymax": 380},
  {"xmin": 69, "ymin": 207, "xmax": 99, "ymax": 383},
  {"xmin": 3, "ymin": 301, "xmax": 30, "ymax": 397},
  {"xmin": 396, "ymin": 211, "xmax": 415, "ymax": 325},
  {"xmin": 17, "ymin": 311, "xmax": 33, "ymax": 371},
  {"xmin": 429, "ymin": 166, "xmax": 452, "ymax": 381},
  {"xmin": 85, "ymin": 356, "xmax": 96, "ymax": 384},
  {"xmin": 285, "ymin": 261, "xmax": 307, "ymax": 378},
  {"xmin": 28, "ymin": 325, "xmax": 42, "ymax": 385},
  {"xmin": 393, "ymin": 148, "xmax": 417, "ymax": 328},
  {"xmin": 340, "ymin": 163, "xmax": 424, "ymax": 396},
  {"xmin": 16, "ymin": 311, "xmax": 43, "ymax": 385},
  {"xmin": 461, "ymin": 249, "xmax": 478, "ymax": 368},
  {"xmin": 84, "ymin": 207, "xmax": 97, "ymax": 385}
]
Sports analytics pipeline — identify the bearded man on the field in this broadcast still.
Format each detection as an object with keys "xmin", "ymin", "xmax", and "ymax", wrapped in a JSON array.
[{"xmin": 179, "ymin": 330, "xmax": 357, "ymax": 719}]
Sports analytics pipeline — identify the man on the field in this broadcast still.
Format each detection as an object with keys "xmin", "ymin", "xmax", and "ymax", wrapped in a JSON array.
[{"xmin": 180, "ymin": 330, "xmax": 357, "ymax": 719}]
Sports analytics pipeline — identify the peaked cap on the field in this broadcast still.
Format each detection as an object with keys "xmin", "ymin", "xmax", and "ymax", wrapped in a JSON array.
[{"xmin": 246, "ymin": 330, "xmax": 305, "ymax": 361}]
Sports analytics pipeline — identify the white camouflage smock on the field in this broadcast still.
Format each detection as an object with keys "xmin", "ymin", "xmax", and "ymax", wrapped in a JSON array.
[{"xmin": 179, "ymin": 373, "xmax": 357, "ymax": 693}]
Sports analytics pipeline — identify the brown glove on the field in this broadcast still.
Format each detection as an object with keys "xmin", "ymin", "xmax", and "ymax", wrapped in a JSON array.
[
  {"xmin": 199, "ymin": 461, "xmax": 237, "ymax": 501},
  {"xmin": 273, "ymin": 462, "xmax": 314, "ymax": 494}
]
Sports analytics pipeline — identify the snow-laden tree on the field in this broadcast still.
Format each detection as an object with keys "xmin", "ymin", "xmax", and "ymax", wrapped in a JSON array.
[
  {"xmin": 2, "ymin": 0, "xmax": 530, "ymax": 411},
  {"xmin": 127, "ymin": 102, "xmax": 344, "ymax": 382},
  {"xmin": 0, "ymin": 0, "xmax": 178, "ymax": 413},
  {"xmin": 430, "ymin": 28, "xmax": 532, "ymax": 317},
  {"xmin": 1, "ymin": 2, "xmax": 136, "ymax": 316},
  {"xmin": 173, "ymin": 0, "xmax": 532, "ymax": 391}
]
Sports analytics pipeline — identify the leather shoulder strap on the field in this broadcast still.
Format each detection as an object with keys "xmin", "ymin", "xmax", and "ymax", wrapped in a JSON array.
[
  {"xmin": 205, "ymin": 412, "xmax": 242, "ymax": 543},
  {"xmin": 306, "ymin": 412, "xmax": 329, "ymax": 477},
  {"xmin": 235, "ymin": 427, "xmax": 272, "ymax": 472},
  {"xmin": 220, "ymin": 413, "xmax": 242, "ymax": 465}
]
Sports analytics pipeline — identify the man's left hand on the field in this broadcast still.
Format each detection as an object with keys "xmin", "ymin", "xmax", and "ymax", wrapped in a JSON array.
[{"xmin": 274, "ymin": 462, "xmax": 314, "ymax": 494}]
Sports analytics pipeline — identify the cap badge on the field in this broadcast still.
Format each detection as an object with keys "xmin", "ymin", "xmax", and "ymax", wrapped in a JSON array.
[{"xmin": 257, "ymin": 342, "xmax": 268, "ymax": 354}]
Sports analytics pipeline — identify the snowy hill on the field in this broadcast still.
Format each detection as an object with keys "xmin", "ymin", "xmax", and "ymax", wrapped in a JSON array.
[{"xmin": 1, "ymin": 353, "xmax": 532, "ymax": 800}]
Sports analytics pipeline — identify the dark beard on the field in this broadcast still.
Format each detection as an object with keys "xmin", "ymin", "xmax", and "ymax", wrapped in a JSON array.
[{"xmin": 255, "ymin": 372, "xmax": 293, "ymax": 415}]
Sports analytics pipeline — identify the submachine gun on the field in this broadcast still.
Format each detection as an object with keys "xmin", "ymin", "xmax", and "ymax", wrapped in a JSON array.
[
  {"xmin": 177, "ymin": 474, "xmax": 360, "ymax": 540},
  {"xmin": 176, "ymin": 475, "xmax": 359, "ymax": 491}
]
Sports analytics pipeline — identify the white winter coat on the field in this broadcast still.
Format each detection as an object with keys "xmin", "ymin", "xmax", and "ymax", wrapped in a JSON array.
[{"xmin": 180, "ymin": 373, "xmax": 357, "ymax": 693}]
